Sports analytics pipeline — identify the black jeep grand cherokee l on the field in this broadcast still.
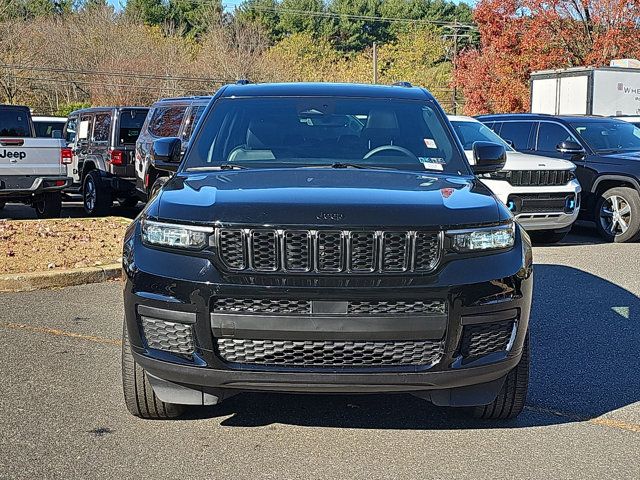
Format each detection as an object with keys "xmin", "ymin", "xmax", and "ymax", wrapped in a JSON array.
[{"xmin": 122, "ymin": 83, "xmax": 533, "ymax": 420}]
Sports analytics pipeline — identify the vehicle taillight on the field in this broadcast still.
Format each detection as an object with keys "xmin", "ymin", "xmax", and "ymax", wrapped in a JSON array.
[
  {"xmin": 110, "ymin": 149, "xmax": 124, "ymax": 166},
  {"xmin": 60, "ymin": 147, "xmax": 73, "ymax": 165}
]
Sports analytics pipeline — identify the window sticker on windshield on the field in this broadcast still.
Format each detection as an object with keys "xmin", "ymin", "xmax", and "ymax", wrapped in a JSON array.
[
  {"xmin": 424, "ymin": 138, "xmax": 437, "ymax": 149},
  {"xmin": 418, "ymin": 157, "xmax": 444, "ymax": 171}
]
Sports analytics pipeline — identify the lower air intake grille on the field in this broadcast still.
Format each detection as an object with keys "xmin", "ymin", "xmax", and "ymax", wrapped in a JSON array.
[
  {"xmin": 216, "ymin": 339, "xmax": 444, "ymax": 367},
  {"xmin": 460, "ymin": 320, "xmax": 514, "ymax": 359},
  {"xmin": 213, "ymin": 298, "xmax": 446, "ymax": 316},
  {"xmin": 348, "ymin": 300, "xmax": 446, "ymax": 315},
  {"xmin": 141, "ymin": 317, "xmax": 194, "ymax": 354}
]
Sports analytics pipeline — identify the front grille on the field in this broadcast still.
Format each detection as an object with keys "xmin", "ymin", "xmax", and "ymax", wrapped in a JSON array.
[
  {"xmin": 213, "ymin": 298, "xmax": 446, "ymax": 316},
  {"xmin": 216, "ymin": 228, "xmax": 441, "ymax": 274},
  {"xmin": 140, "ymin": 317, "xmax": 194, "ymax": 354},
  {"xmin": 508, "ymin": 170, "xmax": 572, "ymax": 186},
  {"xmin": 460, "ymin": 320, "xmax": 514, "ymax": 359},
  {"xmin": 508, "ymin": 193, "xmax": 574, "ymax": 214},
  {"xmin": 216, "ymin": 338, "xmax": 444, "ymax": 367}
]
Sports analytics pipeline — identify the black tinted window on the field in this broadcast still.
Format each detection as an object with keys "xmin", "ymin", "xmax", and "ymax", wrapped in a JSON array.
[
  {"xmin": 0, "ymin": 108, "xmax": 31, "ymax": 137},
  {"xmin": 149, "ymin": 106, "xmax": 186, "ymax": 137},
  {"xmin": 498, "ymin": 122, "xmax": 534, "ymax": 150},
  {"xmin": 570, "ymin": 120, "xmax": 640, "ymax": 153},
  {"xmin": 182, "ymin": 105, "xmax": 206, "ymax": 141},
  {"xmin": 93, "ymin": 113, "xmax": 111, "ymax": 142},
  {"xmin": 34, "ymin": 121, "xmax": 64, "ymax": 138},
  {"xmin": 537, "ymin": 122, "xmax": 576, "ymax": 153},
  {"xmin": 119, "ymin": 109, "xmax": 147, "ymax": 145},
  {"xmin": 65, "ymin": 118, "xmax": 77, "ymax": 143}
]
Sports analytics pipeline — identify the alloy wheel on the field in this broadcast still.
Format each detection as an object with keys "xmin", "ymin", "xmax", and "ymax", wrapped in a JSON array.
[
  {"xmin": 599, "ymin": 194, "xmax": 631, "ymax": 237},
  {"xmin": 85, "ymin": 178, "xmax": 96, "ymax": 212}
]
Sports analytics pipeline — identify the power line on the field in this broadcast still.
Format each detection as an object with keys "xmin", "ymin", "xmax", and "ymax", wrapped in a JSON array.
[
  {"xmin": 0, "ymin": 64, "xmax": 233, "ymax": 84},
  {"xmin": 9, "ymin": 75, "xmax": 214, "ymax": 95}
]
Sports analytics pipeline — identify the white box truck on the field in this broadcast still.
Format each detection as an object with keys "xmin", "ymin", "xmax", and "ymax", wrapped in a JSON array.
[{"xmin": 530, "ymin": 62, "xmax": 640, "ymax": 116}]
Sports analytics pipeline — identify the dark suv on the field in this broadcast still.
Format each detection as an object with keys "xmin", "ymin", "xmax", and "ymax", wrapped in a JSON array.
[
  {"xmin": 122, "ymin": 83, "xmax": 533, "ymax": 420},
  {"xmin": 134, "ymin": 96, "xmax": 211, "ymax": 201},
  {"xmin": 64, "ymin": 107, "xmax": 148, "ymax": 215},
  {"xmin": 478, "ymin": 114, "xmax": 640, "ymax": 242}
]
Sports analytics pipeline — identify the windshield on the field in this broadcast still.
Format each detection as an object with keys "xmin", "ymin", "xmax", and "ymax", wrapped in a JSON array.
[
  {"xmin": 118, "ymin": 109, "xmax": 147, "ymax": 145},
  {"xmin": 186, "ymin": 97, "xmax": 469, "ymax": 174},
  {"xmin": 570, "ymin": 120, "xmax": 640, "ymax": 153},
  {"xmin": 0, "ymin": 108, "xmax": 31, "ymax": 137},
  {"xmin": 450, "ymin": 120, "xmax": 514, "ymax": 151}
]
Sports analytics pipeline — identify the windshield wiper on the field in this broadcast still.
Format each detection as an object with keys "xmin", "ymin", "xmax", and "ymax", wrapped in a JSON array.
[
  {"xmin": 305, "ymin": 162, "xmax": 395, "ymax": 170},
  {"xmin": 186, "ymin": 164, "xmax": 248, "ymax": 171}
]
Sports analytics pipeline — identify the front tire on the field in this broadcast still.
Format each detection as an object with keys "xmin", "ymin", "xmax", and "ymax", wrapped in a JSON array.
[
  {"xmin": 83, "ymin": 170, "xmax": 112, "ymax": 216},
  {"xmin": 117, "ymin": 196, "xmax": 138, "ymax": 208},
  {"xmin": 471, "ymin": 334, "xmax": 530, "ymax": 420},
  {"xmin": 122, "ymin": 321, "xmax": 185, "ymax": 419},
  {"xmin": 34, "ymin": 192, "xmax": 62, "ymax": 218},
  {"xmin": 595, "ymin": 187, "xmax": 640, "ymax": 243}
]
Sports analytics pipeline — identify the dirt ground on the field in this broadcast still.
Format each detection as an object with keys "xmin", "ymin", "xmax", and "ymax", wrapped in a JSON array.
[{"xmin": 0, "ymin": 217, "xmax": 130, "ymax": 274}]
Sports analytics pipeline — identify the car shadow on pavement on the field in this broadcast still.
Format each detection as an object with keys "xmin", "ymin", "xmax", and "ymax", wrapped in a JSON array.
[
  {"xmin": 0, "ymin": 201, "xmax": 141, "ymax": 220},
  {"xmin": 182, "ymin": 264, "xmax": 639, "ymax": 429}
]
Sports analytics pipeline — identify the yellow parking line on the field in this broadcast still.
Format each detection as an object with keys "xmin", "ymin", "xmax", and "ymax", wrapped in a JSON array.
[
  {"xmin": 1, "ymin": 321, "xmax": 639, "ymax": 433},
  {"xmin": 0, "ymin": 321, "xmax": 122, "ymax": 346}
]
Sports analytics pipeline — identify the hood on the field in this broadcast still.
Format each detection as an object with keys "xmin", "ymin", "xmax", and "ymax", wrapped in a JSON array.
[
  {"xmin": 464, "ymin": 150, "xmax": 575, "ymax": 171},
  {"xmin": 597, "ymin": 150, "xmax": 640, "ymax": 165},
  {"xmin": 156, "ymin": 168, "xmax": 507, "ymax": 228}
]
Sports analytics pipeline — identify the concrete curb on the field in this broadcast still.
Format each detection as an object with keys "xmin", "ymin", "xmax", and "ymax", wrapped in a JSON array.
[{"xmin": 0, "ymin": 263, "xmax": 122, "ymax": 292}]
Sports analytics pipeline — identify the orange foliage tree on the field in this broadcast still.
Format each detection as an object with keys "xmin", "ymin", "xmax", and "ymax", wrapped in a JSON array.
[{"xmin": 454, "ymin": 0, "xmax": 640, "ymax": 114}]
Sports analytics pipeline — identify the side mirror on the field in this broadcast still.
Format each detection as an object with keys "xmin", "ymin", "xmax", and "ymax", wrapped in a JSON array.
[
  {"xmin": 471, "ymin": 141, "xmax": 507, "ymax": 174},
  {"xmin": 151, "ymin": 137, "xmax": 182, "ymax": 172},
  {"xmin": 556, "ymin": 141, "xmax": 584, "ymax": 155}
]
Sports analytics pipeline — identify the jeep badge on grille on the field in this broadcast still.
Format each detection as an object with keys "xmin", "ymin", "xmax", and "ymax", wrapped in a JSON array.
[{"xmin": 317, "ymin": 212, "xmax": 344, "ymax": 221}]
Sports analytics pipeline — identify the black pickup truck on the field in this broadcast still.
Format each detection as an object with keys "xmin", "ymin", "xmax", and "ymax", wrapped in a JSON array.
[{"xmin": 121, "ymin": 82, "xmax": 533, "ymax": 420}]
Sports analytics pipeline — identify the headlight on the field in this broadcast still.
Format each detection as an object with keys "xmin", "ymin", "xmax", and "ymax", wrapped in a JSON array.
[
  {"xmin": 447, "ymin": 222, "xmax": 515, "ymax": 252},
  {"xmin": 141, "ymin": 219, "xmax": 213, "ymax": 250},
  {"xmin": 479, "ymin": 170, "xmax": 508, "ymax": 180}
]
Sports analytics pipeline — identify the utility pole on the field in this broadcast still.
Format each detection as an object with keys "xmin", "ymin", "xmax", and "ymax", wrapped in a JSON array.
[
  {"xmin": 372, "ymin": 42, "xmax": 378, "ymax": 84},
  {"xmin": 452, "ymin": 19, "xmax": 459, "ymax": 114}
]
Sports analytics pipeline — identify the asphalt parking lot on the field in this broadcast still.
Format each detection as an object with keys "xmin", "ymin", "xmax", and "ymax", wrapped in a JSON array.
[{"xmin": 1, "ymin": 224, "xmax": 639, "ymax": 479}]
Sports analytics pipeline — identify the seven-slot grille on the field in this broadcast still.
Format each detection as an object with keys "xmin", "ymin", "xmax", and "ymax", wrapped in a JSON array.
[
  {"xmin": 508, "ymin": 170, "xmax": 572, "ymax": 186},
  {"xmin": 216, "ymin": 338, "xmax": 445, "ymax": 367},
  {"xmin": 213, "ymin": 298, "xmax": 447, "ymax": 316},
  {"xmin": 215, "ymin": 228, "xmax": 441, "ymax": 274}
]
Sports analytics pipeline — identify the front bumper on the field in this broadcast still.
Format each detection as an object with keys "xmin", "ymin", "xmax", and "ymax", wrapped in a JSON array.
[
  {"xmin": 0, "ymin": 175, "xmax": 72, "ymax": 199},
  {"xmin": 123, "ymin": 223, "xmax": 533, "ymax": 405},
  {"xmin": 482, "ymin": 178, "xmax": 581, "ymax": 231}
]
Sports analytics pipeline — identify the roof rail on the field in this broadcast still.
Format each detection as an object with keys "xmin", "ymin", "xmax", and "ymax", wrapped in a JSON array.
[
  {"xmin": 392, "ymin": 81, "xmax": 413, "ymax": 88},
  {"xmin": 236, "ymin": 79, "xmax": 250, "ymax": 85}
]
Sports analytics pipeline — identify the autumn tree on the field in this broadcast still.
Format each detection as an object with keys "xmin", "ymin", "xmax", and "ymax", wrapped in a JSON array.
[{"xmin": 454, "ymin": 0, "xmax": 640, "ymax": 114}]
